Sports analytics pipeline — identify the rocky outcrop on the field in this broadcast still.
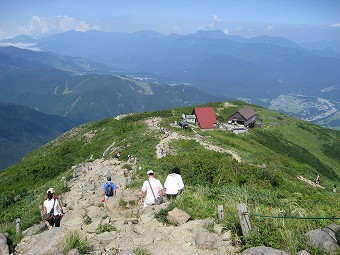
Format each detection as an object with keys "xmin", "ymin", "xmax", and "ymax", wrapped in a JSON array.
[
  {"xmin": 305, "ymin": 223, "xmax": 339, "ymax": 254},
  {"xmin": 0, "ymin": 233, "xmax": 9, "ymax": 255},
  {"xmin": 22, "ymin": 222, "xmax": 48, "ymax": 236},
  {"xmin": 15, "ymin": 227, "xmax": 69, "ymax": 255}
]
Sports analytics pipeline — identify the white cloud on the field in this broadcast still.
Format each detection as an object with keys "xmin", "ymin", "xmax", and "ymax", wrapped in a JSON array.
[
  {"xmin": 57, "ymin": 15, "xmax": 90, "ymax": 32},
  {"xmin": 198, "ymin": 15, "xmax": 222, "ymax": 31},
  {"xmin": 236, "ymin": 26, "xmax": 243, "ymax": 31},
  {"xmin": 19, "ymin": 15, "xmax": 99, "ymax": 38},
  {"xmin": 330, "ymin": 23, "xmax": 340, "ymax": 28},
  {"xmin": 266, "ymin": 25, "xmax": 274, "ymax": 31},
  {"xmin": 223, "ymin": 28, "xmax": 229, "ymax": 34},
  {"xmin": 213, "ymin": 15, "xmax": 222, "ymax": 23},
  {"xmin": 19, "ymin": 16, "xmax": 49, "ymax": 36}
]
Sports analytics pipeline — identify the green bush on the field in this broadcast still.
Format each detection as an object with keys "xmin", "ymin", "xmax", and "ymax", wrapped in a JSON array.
[
  {"xmin": 96, "ymin": 223, "xmax": 116, "ymax": 233},
  {"xmin": 134, "ymin": 247, "xmax": 151, "ymax": 255},
  {"xmin": 64, "ymin": 231, "xmax": 90, "ymax": 255}
]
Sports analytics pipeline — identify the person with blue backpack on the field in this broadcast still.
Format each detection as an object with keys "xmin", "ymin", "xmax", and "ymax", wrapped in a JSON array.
[{"xmin": 102, "ymin": 176, "xmax": 117, "ymax": 206}]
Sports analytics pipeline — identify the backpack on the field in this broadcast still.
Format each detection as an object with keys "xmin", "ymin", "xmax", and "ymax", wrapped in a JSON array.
[{"xmin": 105, "ymin": 182, "xmax": 114, "ymax": 197}]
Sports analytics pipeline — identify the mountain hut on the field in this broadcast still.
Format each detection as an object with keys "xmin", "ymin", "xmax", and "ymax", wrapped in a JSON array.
[
  {"xmin": 192, "ymin": 107, "xmax": 217, "ymax": 129},
  {"xmin": 228, "ymin": 107, "xmax": 256, "ymax": 128}
]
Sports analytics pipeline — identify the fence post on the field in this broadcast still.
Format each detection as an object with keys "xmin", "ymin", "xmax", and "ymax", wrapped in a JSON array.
[
  {"xmin": 16, "ymin": 218, "xmax": 21, "ymax": 234},
  {"xmin": 237, "ymin": 203, "xmax": 251, "ymax": 236},
  {"xmin": 217, "ymin": 205, "xmax": 224, "ymax": 224}
]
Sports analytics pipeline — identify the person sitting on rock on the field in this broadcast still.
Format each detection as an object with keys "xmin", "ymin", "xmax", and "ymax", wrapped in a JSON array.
[
  {"xmin": 102, "ymin": 176, "xmax": 117, "ymax": 206},
  {"xmin": 164, "ymin": 167, "xmax": 184, "ymax": 200},
  {"xmin": 43, "ymin": 188, "xmax": 64, "ymax": 230},
  {"xmin": 140, "ymin": 170, "xmax": 163, "ymax": 207}
]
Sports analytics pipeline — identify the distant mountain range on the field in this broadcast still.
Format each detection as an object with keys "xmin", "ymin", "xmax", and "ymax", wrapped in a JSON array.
[
  {"xmin": 0, "ymin": 46, "xmax": 225, "ymax": 124},
  {"xmin": 0, "ymin": 101, "xmax": 75, "ymax": 170},
  {"xmin": 3, "ymin": 30, "xmax": 338, "ymax": 100}
]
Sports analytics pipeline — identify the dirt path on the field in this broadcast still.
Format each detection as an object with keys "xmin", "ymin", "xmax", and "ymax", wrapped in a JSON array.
[
  {"xmin": 297, "ymin": 175, "xmax": 325, "ymax": 189},
  {"xmin": 145, "ymin": 117, "xmax": 242, "ymax": 162}
]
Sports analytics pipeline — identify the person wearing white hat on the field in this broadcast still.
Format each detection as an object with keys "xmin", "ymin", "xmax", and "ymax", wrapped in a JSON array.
[
  {"xmin": 43, "ymin": 188, "xmax": 64, "ymax": 229},
  {"xmin": 140, "ymin": 170, "xmax": 163, "ymax": 207}
]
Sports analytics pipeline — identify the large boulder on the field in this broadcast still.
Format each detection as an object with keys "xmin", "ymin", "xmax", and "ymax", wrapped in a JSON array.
[
  {"xmin": 0, "ymin": 233, "xmax": 9, "ymax": 255},
  {"xmin": 240, "ymin": 246, "xmax": 291, "ymax": 255},
  {"xmin": 305, "ymin": 224, "xmax": 339, "ymax": 254},
  {"xmin": 22, "ymin": 223, "xmax": 48, "ymax": 236},
  {"xmin": 167, "ymin": 207, "xmax": 190, "ymax": 225},
  {"xmin": 15, "ymin": 227, "xmax": 69, "ymax": 255}
]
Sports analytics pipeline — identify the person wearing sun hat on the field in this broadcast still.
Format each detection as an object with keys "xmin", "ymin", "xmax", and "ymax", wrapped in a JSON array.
[
  {"xmin": 140, "ymin": 170, "xmax": 163, "ymax": 207},
  {"xmin": 42, "ymin": 188, "xmax": 64, "ymax": 229}
]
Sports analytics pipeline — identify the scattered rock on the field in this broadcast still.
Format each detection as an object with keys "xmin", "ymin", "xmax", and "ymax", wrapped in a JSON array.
[
  {"xmin": 296, "ymin": 250, "xmax": 311, "ymax": 255},
  {"xmin": 117, "ymin": 250, "xmax": 135, "ymax": 255},
  {"xmin": 221, "ymin": 230, "xmax": 232, "ymax": 241},
  {"xmin": 240, "ymin": 246, "xmax": 291, "ymax": 255},
  {"xmin": 167, "ymin": 207, "xmax": 190, "ymax": 225},
  {"xmin": 67, "ymin": 248, "xmax": 80, "ymax": 255},
  {"xmin": 195, "ymin": 230, "xmax": 218, "ymax": 250}
]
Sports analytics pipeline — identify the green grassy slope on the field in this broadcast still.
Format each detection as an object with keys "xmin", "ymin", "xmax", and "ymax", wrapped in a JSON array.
[{"xmin": 0, "ymin": 101, "xmax": 339, "ymax": 253}]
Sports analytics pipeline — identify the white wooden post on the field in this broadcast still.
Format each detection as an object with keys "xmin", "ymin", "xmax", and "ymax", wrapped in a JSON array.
[
  {"xmin": 16, "ymin": 218, "xmax": 21, "ymax": 234},
  {"xmin": 217, "ymin": 205, "xmax": 224, "ymax": 224}
]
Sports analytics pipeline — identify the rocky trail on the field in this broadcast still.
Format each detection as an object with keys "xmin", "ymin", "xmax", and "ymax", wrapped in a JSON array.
[{"xmin": 14, "ymin": 117, "xmax": 238, "ymax": 255}]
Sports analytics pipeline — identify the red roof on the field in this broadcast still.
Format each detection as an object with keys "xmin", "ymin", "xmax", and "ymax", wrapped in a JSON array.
[{"xmin": 192, "ymin": 107, "xmax": 217, "ymax": 129}]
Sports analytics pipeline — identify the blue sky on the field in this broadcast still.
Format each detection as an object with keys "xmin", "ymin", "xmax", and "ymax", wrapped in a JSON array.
[{"xmin": 0, "ymin": 0, "xmax": 339, "ymax": 42}]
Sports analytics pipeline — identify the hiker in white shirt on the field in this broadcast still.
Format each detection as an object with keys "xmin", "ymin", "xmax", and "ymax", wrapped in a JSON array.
[
  {"xmin": 141, "ymin": 170, "xmax": 163, "ymax": 207},
  {"xmin": 43, "ymin": 188, "xmax": 64, "ymax": 229},
  {"xmin": 164, "ymin": 167, "xmax": 184, "ymax": 200}
]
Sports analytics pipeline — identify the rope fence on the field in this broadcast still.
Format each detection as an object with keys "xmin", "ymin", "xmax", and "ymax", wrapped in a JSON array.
[{"xmin": 218, "ymin": 203, "xmax": 340, "ymax": 237}]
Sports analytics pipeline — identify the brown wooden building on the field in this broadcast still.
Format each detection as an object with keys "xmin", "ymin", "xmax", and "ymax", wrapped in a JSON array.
[{"xmin": 228, "ymin": 107, "xmax": 256, "ymax": 128}]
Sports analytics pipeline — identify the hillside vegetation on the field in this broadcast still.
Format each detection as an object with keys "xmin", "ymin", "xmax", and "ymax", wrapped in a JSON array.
[
  {"xmin": 0, "ymin": 101, "xmax": 339, "ymax": 253},
  {"xmin": 0, "ymin": 101, "xmax": 76, "ymax": 170}
]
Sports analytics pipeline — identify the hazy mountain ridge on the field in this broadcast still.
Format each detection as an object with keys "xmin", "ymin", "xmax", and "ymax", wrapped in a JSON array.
[
  {"xmin": 0, "ymin": 46, "xmax": 225, "ymax": 124},
  {"xmin": 1, "ymin": 31, "xmax": 339, "ymax": 129},
  {"xmin": 23, "ymin": 30, "xmax": 340, "ymax": 99}
]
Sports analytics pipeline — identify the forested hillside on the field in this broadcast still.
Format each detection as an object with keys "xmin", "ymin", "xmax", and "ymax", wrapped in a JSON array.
[{"xmin": 0, "ymin": 102, "xmax": 75, "ymax": 170}]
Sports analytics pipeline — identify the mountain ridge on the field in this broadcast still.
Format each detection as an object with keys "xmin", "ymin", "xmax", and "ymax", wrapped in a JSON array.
[{"xmin": 0, "ymin": 100, "xmax": 339, "ymax": 254}]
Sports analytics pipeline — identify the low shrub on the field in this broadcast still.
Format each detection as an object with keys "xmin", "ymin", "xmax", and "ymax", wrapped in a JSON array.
[
  {"xmin": 96, "ymin": 223, "xmax": 116, "ymax": 233},
  {"xmin": 64, "ymin": 231, "xmax": 90, "ymax": 255}
]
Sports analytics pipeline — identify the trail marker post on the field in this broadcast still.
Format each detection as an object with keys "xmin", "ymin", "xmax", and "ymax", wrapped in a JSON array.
[
  {"xmin": 217, "ymin": 205, "xmax": 224, "ymax": 224},
  {"xmin": 16, "ymin": 218, "xmax": 21, "ymax": 234},
  {"xmin": 237, "ymin": 203, "xmax": 251, "ymax": 236}
]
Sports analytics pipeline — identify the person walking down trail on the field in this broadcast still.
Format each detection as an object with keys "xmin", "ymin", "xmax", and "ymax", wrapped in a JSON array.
[
  {"xmin": 316, "ymin": 175, "xmax": 320, "ymax": 185},
  {"xmin": 43, "ymin": 188, "xmax": 64, "ymax": 230},
  {"xmin": 141, "ymin": 170, "xmax": 163, "ymax": 207},
  {"xmin": 102, "ymin": 176, "xmax": 117, "ymax": 207},
  {"xmin": 164, "ymin": 167, "xmax": 184, "ymax": 200}
]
